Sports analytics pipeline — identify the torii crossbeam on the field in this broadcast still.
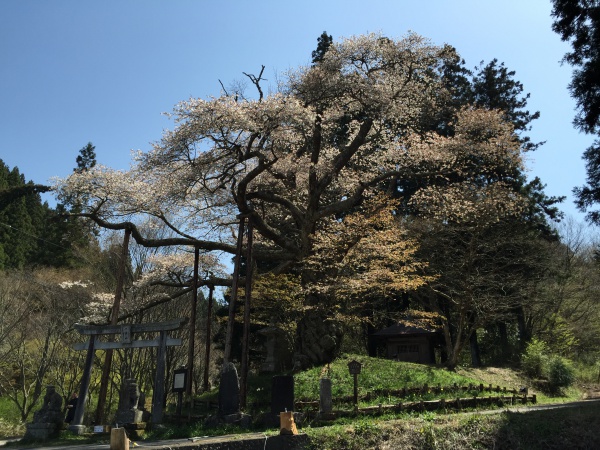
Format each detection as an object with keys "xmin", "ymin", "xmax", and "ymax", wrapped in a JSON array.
[{"xmin": 68, "ymin": 318, "xmax": 187, "ymax": 434}]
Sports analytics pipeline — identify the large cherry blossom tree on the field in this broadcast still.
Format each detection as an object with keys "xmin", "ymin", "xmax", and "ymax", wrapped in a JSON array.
[{"xmin": 54, "ymin": 33, "xmax": 526, "ymax": 366}]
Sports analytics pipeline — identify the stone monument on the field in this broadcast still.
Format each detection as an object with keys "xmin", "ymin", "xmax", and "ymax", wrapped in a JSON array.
[
  {"xmin": 271, "ymin": 375, "xmax": 294, "ymax": 416},
  {"xmin": 24, "ymin": 385, "xmax": 63, "ymax": 440},
  {"xmin": 206, "ymin": 362, "xmax": 250, "ymax": 428},
  {"xmin": 258, "ymin": 326, "xmax": 290, "ymax": 373},
  {"xmin": 115, "ymin": 378, "xmax": 146, "ymax": 440},
  {"xmin": 319, "ymin": 378, "xmax": 333, "ymax": 415},
  {"xmin": 218, "ymin": 362, "xmax": 240, "ymax": 416}
]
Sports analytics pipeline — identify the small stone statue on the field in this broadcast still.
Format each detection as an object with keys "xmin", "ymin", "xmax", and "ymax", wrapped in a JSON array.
[
  {"xmin": 24, "ymin": 385, "xmax": 64, "ymax": 441},
  {"xmin": 115, "ymin": 378, "xmax": 143, "ymax": 424},
  {"xmin": 32, "ymin": 385, "xmax": 63, "ymax": 424},
  {"xmin": 125, "ymin": 378, "xmax": 140, "ymax": 410}
]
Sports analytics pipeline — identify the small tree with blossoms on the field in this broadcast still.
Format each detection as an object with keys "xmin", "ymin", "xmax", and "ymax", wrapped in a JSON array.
[{"xmin": 54, "ymin": 33, "xmax": 527, "ymax": 367}]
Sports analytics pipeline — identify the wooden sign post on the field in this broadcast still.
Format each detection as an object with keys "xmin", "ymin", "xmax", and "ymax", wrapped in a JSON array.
[
  {"xmin": 172, "ymin": 366, "xmax": 188, "ymax": 416},
  {"xmin": 347, "ymin": 360, "xmax": 362, "ymax": 409}
]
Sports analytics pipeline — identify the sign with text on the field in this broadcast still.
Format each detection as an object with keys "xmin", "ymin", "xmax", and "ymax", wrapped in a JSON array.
[
  {"xmin": 172, "ymin": 368, "xmax": 187, "ymax": 392},
  {"xmin": 347, "ymin": 360, "xmax": 362, "ymax": 375}
]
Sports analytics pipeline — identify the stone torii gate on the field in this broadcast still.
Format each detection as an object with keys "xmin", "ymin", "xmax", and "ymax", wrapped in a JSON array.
[{"xmin": 68, "ymin": 318, "xmax": 186, "ymax": 434}]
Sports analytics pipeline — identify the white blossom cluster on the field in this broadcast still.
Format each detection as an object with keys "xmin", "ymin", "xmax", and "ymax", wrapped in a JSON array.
[
  {"xmin": 78, "ymin": 292, "xmax": 114, "ymax": 324},
  {"xmin": 53, "ymin": 33, "xmax": 527, "ymax": 299},
  {"xmin": 58, "ymin": 280, "xmax": 90, "ymax": 289},
  {"xmin": 134, "ymin": 251, "xmax": 225, "ymax": 288}
]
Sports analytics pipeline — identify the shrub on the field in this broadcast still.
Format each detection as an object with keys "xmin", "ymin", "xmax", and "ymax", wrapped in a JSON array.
[
  {"xmin": 521, "ymin": 339, "xmax": 549, "ymax": 378},
  {"xmin": 572, "ymin": 360, "xmax": 600, "ymax": 383},
  {"xmin": 547, "ymin": 356, "xmax": 575, "ymax": 391}
]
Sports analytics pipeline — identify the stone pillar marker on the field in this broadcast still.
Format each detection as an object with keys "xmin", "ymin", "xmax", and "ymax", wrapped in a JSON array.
[
  {"xmin": 258, "ymin": 326, "xmax": 288, "ymax": 373},
  {"xmin": 319, "ymin": 378, "xmax": 332, "ymax": 414},
  {"xmin": 271, "ymin": 375, "xmax": 294, "ymax": 416},
  {"xmin": 110, "ymin": 427, "xmax": 129, "ymax": 450},
  {"xmin": 218, "ymin": 362, "xmax": 240, "ymax": 416}
]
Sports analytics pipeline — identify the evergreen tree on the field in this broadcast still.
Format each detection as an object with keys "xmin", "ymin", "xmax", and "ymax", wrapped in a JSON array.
[
  {"xmin": 398, "ymin": 55, "xmax": 561, "ymax": 366},
  {"xmin": 552, "ymin": 0, "xmax": 600, "ymax": 134},
  {"xmin": 311, "ymin": 31, "xmax": 333, "ymax": 64},
  {"xmin": 469, "ymin": 59, "xmax": 543, "ymax": 152},
  {"xmin": 552, "ymin": 0, "xmax": 600, "ymax": 222},
  {"xmin": 0, "ymin": 162, "xmax": 42, "ymax": 269},
  {"xmin": 75, "ymin": 142, "xmax": 97, "ymax": 173},
  {"xmin": 0, "ymin": 158, "xmax": 95, "ymax": 269},
  {"xmin": 36, "ymin": 142, "xmax": 100, "ymax": 267}
]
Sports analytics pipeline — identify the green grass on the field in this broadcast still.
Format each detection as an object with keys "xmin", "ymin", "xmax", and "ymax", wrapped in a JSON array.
[
  {"xmin": 295, "ymin": 354, "xmax": 481, "ymax": 399},
  {"xmin": 197, "ymin": 354, "xmax": 580, "ymax": 411},
  {"xmin": 573, "ymin": 360, "xmax": 600, "ymax": 384},
  {"xmin": 304, "ymin": 402, "xmax": 600, "ymax": 450},
  {"xmin": 1, "ymin": 355, "xmax": 593, "ymax": 448},
  {"xmin": 0, "ymin": 398, "xmax": 24, "ymax": 438}
]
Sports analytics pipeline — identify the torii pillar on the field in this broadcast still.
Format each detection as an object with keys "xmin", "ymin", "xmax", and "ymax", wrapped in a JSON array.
[{"xmin": 69, "ymin": 318, "xmax": 186, "ymax": 434}]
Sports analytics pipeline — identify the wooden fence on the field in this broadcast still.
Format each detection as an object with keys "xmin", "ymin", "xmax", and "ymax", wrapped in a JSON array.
[
  {"xmin": 167, "ymin": 382, "xmax": 536, "ymax": 422},
  {"xmin": 294, "ymin": 383, "xmax": 536, "ymax": 419}
]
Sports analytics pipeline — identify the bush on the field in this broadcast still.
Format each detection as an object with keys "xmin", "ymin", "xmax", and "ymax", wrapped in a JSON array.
[
  {"xmin": 521, "ymin": 339, "xmax": 549, "ymax": 378},
  {"xmin": 572, "ymin": 360, "xmax": 600, "ymax": 383},
  {"xmin": 547, "ymin": 356, "xmax": 575, "ymax": 391}
]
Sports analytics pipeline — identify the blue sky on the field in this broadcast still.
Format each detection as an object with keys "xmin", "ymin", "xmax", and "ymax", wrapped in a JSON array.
[{"xmin": 0, "ymin": 0, "xmax": 594, "ymax": 221}]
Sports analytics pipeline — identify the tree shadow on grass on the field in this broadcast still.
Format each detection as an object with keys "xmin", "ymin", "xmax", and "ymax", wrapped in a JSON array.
[{"xmin": 492, "ymin": 401, "xmax": 600, "ymax": 450}]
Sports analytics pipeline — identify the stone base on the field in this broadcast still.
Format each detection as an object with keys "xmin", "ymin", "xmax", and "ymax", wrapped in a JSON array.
[
  {"xmin": 115, "ymin": 409, "xmax": 143, "ymax": 426},
  {"xmin": 255, "ymin": 412, "xmax": 304, "ymax": 429},
  {"xmin": 68, "ymin": 424, "xmax": 88, "ymax": 435},
  {"xmin": 260, "ymin": 362, "xmax": 276, "ymax": 373},
  {"xmin": 204, "ymin": 412, "xmax": 252, "ymax": 429},
  {"xmin": 317, "ymin": 411, "xmax": 337, "ymax": 421},
  {"xmin": 123, "ymin": 422, "xmax": 147, "ymax": 440},
  {"xmin": 24, "ymin": 422, "xmax": 62, "ymax": 440}
]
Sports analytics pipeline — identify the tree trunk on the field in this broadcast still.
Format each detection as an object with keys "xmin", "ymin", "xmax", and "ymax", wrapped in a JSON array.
[
  {"xmin": 469, "ymin": 330, "xmax": 481, "ymax": 367},
  {"xmin": 515, "ymin": 305, "xmax": 531, "ymax": 351},
  {"xmin": 295, "ymin": 309, "xmax": 344, "ymax": 368},
  {"xmin": 497, "ymin": 321, "xmax": 509, "ymax": 361}
]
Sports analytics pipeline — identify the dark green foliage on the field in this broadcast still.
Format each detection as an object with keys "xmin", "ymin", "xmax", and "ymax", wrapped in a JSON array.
[
  {"xmin": 552, "ymin": 1, "xmax": 600, "ymax": 222},
  {"xmin": 34, "ymin": 203, "xmax": 92, "ymax": 268},
  {"xmin": 547, "ymin": 356, "xmax": 575, "ymax": 390},
  {"xmin": 469, "ymin": 59, "xmax": 542, "ymax": 152},
  {"xmin": 74, "ymin": 142, "xmax": 96, "ymax": 173},
  {"xmin": 396, "ymin": 55, "xmax": 557, "ymax": 218},
  {"xmin": 519, "ymin": 177, "xmax": 564, "ymax": 240},
  {"xmin": 405, "ymin": 54, "xmax": 561, "ymax": 367},
  {"xmin": 552, "ymin": 0, "xmax": 600, "ymax": 134},
  {"xmin": 0, "ymin": 161, "xmax": 42, "ymax": 269},
  {"xmin": 424, "ymin": 45, "xmax": 472, "ymax": 137},
  {"xmin": 0, "ymin": 158, "xmax": 95, "ymax": 269},
  {"xmin": 312, "ymin": 31, "xmax": 333, "ymax": 64},
  {"xmin": 573, "ymin": 139, "xmax": 600, "ymax": 222},
  {"xmin": 521, "ymin": 339, "xmax": 549, "ymax": 378},
  {"xmin": 421, "ymin": 54, "xmax": 542, "ymax": 151}
]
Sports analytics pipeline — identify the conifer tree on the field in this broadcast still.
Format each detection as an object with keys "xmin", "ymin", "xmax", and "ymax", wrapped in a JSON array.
[{"xmin": 552, "ymin": 0, "xmax": 600, "ymax": 223}]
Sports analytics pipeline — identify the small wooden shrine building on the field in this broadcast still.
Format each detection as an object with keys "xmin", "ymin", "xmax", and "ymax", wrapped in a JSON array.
[{"xmin": 372, "ymin": 323, "xmax": 441, "ymax": 364}]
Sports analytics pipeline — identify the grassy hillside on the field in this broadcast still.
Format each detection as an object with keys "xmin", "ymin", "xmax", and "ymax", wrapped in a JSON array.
[
  {"xmin": 292, "ymin": 354, "xmax": 581, "ymax": 406},
  {"xmin": 2, "ymin": 354, "xmax": 595, "ymax": 449},
  {"xmin": 304, "ymin": 401, "xmax": 600, "ymax": 450}
]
